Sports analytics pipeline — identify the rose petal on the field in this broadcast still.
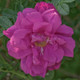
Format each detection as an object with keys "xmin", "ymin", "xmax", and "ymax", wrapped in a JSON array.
[
  {"xmin": 56, "ymin": 24, "xmax": 74, "ymax": 36},
  {"xmin": 33, "ymin": 22, "xmax": 52, "ymax": 33},
  {"xmin": 15, "ymin": 12, "xmax": 33, "ymax": 30},
  {"xmin": 31, "ymin": 56, "xmax": 48, "ymax": 78},
  {"xmin": 21, "ymin": 55, "xmax": 33, "ymax": 74},
  {"xmin": 43, "ymin": 45, "xmax": 57, "ymax": 64},
  {"xmin": 7, "ymin": 41, "xmax": 32, "ymax": 59},
  {"xmin": 22, "ymin": 8, "xmax": 43, "ymax": 23},
  {"xmin": 57, "ymin": 35, "xmax": 75, "ymax": 57},
  {"xmin": 42, "ymin": 9, "xmax": 62, "ymax": 33},
  {"xmin": 35, "ymin": 2, "xmax": 55, "ymax": 13},
  {"xmin": 3, "ymin": 25, "xmax": 17, "ymax": 38},
  {"xmin": 48, "ymin": 62, "xmax": 61, "ymax": 70},
  {"xmin": 54, "ymin": 47, "xmax": 64, "ymax": 63},
  {"xmin": 32, "ymin": 47, "xmax": 40, "ymax": 65}
]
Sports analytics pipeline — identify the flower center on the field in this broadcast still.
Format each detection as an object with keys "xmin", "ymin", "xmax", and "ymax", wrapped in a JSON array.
[
  {"xmin": 32, "ymin": 34, "xmax": 49, "ymax": 47},
  {"xmin": 35, "ymin": 41, "xmax": 47, "ymax": 47}
]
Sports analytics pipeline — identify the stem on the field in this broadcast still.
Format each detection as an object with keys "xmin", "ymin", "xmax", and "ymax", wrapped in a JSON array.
[
  {"xmin": 59, "ymin": 68, "xmax": 80, "ymax": 79},
  {"xmin": 0, "ymin": 68, "xmax": 29, "ymax": 80},
  {"xmin": 0, "ymin": 55, "xmax": 33, "ymax": 80},
  {"xmin": 5, "ymin": 0, "xmax": 10, "ymax": 8}
]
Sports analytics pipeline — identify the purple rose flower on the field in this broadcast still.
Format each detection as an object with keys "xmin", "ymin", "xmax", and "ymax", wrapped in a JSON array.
[{"xmin": 3, "ymin": 2, "xmax": 75, "ymax": 77}]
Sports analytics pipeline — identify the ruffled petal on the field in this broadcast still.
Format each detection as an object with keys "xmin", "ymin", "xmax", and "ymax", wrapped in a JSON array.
[
  {"xmin": 35, "ymin": 2, "xmax": 55, "ymax": 13},
  {"xmin": 48, "ymin": 62, "xmax": 61, "ymax": 70},
  {"xmin": 11, "ymin": 29, "xmax": 30, "ymax": 39},
  {"xmin": 42, "ymin": 9, "xmax": 61, "ymax": 33},
  {"xmin": 10, "ymin": 29, "xmax": 31, "ymax": 49},
  {"xmin": 54, "ymin": 47, "xmax": 64, "ymax": 63},
  {"xmin": 21, "ymin": 55, "xmax": 33, "ymax": 74},
  {"xmin": 15, "ymin": 12, "xmax": 33, "ymax": 30},
  {"xmin": 3, "ymin": 25, "xmax": 17, "ymax": 38},
  {"xmin": 33, "ymin": 22, "xmax": 52, "ymax": 33},
  {"xmin": 44, "ymin": 44, "xmax": 64, "ymax": 63},
  {"xmin": 57, "ymin": 35, "xmax": 75, "ymax": 57},
  {"xmin": 31, "ymin": 56, "xmax": 48, "ymax": 78},
  {"xmin": 22, "ymin": 8, "xmax": 43, "ymax": 23},
  {"xmin": 21, "ymin": 55, "xmax": 48, "ymax": 78},
  {"xmin": 43, "ymin": 45, "xmax": 56, "ymax": 64},
  {"xmin": 23, "ymin": 8, "xmax": 36, "ymax": 15},
  {"xmin": 56, "ymin": 24, "xmax": 74, "ymax": 37},
  {"xmin": 32, "ymin": 47, "xmax": 40, "ymax": 65},
  {"xmin": 7, "ymin": 41, "xmax": 32, "ymax": 59}
]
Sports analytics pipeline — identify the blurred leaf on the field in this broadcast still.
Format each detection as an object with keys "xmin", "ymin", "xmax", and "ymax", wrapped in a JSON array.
[
  {"xmin": 57, "ymin": 78, "xmax": 78, "ymax": 80},
  {"xmin": 0, "ymin": 0, "xmax": 6, "ymax": 13},
  {"xmin": 2, "ymin": 9, "xmax": 17, "ymax": 23},
  {"xmin": 2, "ymin": 9, "xmax": 17, "ymax": 18},
  {"xmin": 76, "ymin": 0, "xmax": 80, "ymax": 3},
  {"xmin": 15, "ymin": 0, "xmax": 24, "ymax": 12},
  {"xmin": 57, "ymin": 3, "xmax": 69, "ymax": 15},
  {"xmin": 52, "ymin": 0, "xmax": 75, "ymax": 15},
  {"xmin": 62, "ymin": 0, "xmax": 75, "ymax": 3},
  {"xmin": 23, "ymin": 0, "xmax": 28, "ymax": 8},
  {"xmin": 0, "ymin": 16, "xmax": 12, "ymax": 28},
  {"xmin": 52, "ymin": 0, "xmax": 61, "ymax": 7},
  {"xmin": 0, "ymin": 54, "xmax": 11, "ymax": 69},
  {"xmin": 64, "ymin": 78, "xmax": 78, "ymax": 80},
  {"xmin": 45, "ymin": 71, "xmax": 54, "ymax": 80},
  {"xmin": 0, "ymin": 73, "xmax": 7, "ymax": 80},
  {"xmin": 0, "ymin": 29, "xmax": 3, "ymax": 37},
  {"xmin": 17, "ymin": 4, "xmax": 24, "ymax": 11}
]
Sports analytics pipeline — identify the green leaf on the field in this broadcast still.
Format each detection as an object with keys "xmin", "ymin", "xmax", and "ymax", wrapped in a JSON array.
[
  {"xmin": 23, "ymin": 0, "xmax": 28, "ymax": 8},
  {"xmin": 45, "ymin": 71, "xmax": 54, "ymax": 80},
  {"xmin": 15, "ymin": 0, "xmax": 24, "ymax": 12},
  {"xmin": 2, "ymin": 9, "xmax": 17, "ymax": 18},
  {"xmin": 57, "ymin": 78, "xmax": 78, "ymax": 80},
  {"xmin": 65, "ymin": 78, "xmax": 78, "ymax": 80},
  {"xmin": 0, "ymin": 16, "xmax": 12, "ymax": 28},
  {"xmin": 62, "ymin": 0, "xmax": 75, "ymax": 3},
  {"xmin": 0, "ymin": 55, "xmax": 8, "ymax": 69},
  {"xmin": 17, "ymin": 4, "xmax": 24, "ymax": 11},
  {"xmin": 2, "ymin": 9, "xmax": 17, "ymax": 22},
  {"xmin": 0, "ymin": 33, "xmax": 3, "ymax": 37},
  {"xmin": 0, "ymin": 73, "xmax": 7, "ymax": 80},
  {"xmin": 57, "ymin": 3, "xmax": 69, "ymax": 15},
  {"xmin": 52, "ymin": 0, "xmax": 61, "ymax": 7},
  {"xmin": 0, "ymin": 28, "xmax": 4, "ymax": 37}
]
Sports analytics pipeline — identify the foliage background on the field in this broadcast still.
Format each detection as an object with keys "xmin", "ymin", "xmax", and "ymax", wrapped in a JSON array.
[{"xmin": 0, "ymin": 0, "xmax": 80, "ymax": 80}]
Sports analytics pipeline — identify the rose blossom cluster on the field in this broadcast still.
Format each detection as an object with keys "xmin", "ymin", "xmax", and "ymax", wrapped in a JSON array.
[{"xmin": 3, "ymin": 2, "xmax": 75, "ymax": 77}]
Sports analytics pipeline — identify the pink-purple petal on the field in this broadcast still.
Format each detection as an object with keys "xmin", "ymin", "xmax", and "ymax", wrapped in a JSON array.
[
  {"xmin": 43, "ymin": 45, "xmax": 56, "ymax": 64},
  {"xmin": 21, "ymin": 55, "xmax": 33, "ymax": 74},
  {"xmin": 3, "ymin": 25, "xmax": 17, "ymax": 38},
  {"xmin": 48, "ymin": 62, "xmax": 61, "ymax": 70},
  {"xmin": 56, "ymin": 24, "xmax": 74, "ymax": 36},
  {"xmin": 42, "ymin": 9, "xmax": 62, "ymax": 33},
  {"xmin": 33, "ymin": 22, "xmax": 52, "ymax": 33},
  {"xmin": 7, "ymin": 41, "xmax": 32, "ymax": 59},
  {"xmin": 57, "ymin": 35, "xmax": 75, "ymax": 57}
]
